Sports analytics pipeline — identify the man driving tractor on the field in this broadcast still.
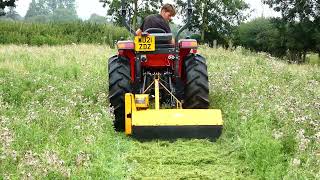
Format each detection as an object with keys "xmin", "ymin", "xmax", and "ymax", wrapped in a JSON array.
[{"xmin": 136, "ymin": 3, "xmax": 176, "ymax": 35}]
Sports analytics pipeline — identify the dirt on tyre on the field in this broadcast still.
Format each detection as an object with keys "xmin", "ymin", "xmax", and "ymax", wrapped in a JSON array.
[
  {"xmin": 108, "ymin": 55, "xmax": 131, "ymax": 131},
  {"xmin": 183, "ymin": 54, "xmax": 209, "ymax": 109}
]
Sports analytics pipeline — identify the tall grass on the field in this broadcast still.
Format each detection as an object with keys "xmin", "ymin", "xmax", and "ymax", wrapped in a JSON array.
[
  {"xmin": 0, "ymin": 45, "xmax": 319, "ymax": 179},
  {"xmin": 0, "ymin": 21, "xmax": 130, "ymax": 46}
]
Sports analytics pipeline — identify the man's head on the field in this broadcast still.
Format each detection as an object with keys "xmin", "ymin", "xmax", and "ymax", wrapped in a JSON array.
[{"xmin": 160, "ymin": 3, "xmax": 176, "ymax": 22}]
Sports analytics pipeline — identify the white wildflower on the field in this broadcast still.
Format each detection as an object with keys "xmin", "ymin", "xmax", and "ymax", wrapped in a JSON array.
[
  {"xmin": 75, "ymin": 151, "xmax": 90, "ymax": 167},
  {"xmin": 315, "ymin": 132, "xmax": 320, "ymax": 142},
  {"xmin": 85, "ymin": 135, "xmax": 95, "ymax": 144},
  {"xmin": 23, "ymin": 150, "xmax": 39, "ymax": 166},
  {"xmin": 297, "ymin": 129, "xmax": 310, "ymax": 151},
  {"xmin": 26, "ymin": 110, "xmax": 37, "ymax": 123},
  {"xmin": 292, "ymin": 158, "xmax": 301, "ymax": 167},
  {"xmin": 47, "ymin": 85, "xmax": 55, "ymax": 92},
  {"xmin": 44, "ymin": 151, "xmax": 64, "ymax": 167},
  {"xmin": 272, "ymin": 129, "xmax": 283, "ymax": 140},
  {"xmin": 0, "ymin": 127, "xmax": 14, "ymax": 148},
  {"xmin": 294, "ymin": 115, "xmax": 311, "ymax": 124}
]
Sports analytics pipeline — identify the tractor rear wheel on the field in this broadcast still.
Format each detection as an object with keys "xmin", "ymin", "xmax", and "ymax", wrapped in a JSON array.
[
  {"xmin": 183, "ymin": 54, "xmax": 209, "ymax": 109},
  {"xmin": 108, "ymin": 55, "xmax": 131, "ymax": 131}
]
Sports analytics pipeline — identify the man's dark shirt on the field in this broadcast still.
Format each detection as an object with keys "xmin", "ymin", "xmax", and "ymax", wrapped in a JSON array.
[{"xmin": 140, "ymin": 14, "xmax": 171, "ymax": 33}]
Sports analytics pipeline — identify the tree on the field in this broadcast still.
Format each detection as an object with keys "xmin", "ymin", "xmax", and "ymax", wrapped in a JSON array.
[
  {"xmin": 49, "ymin": 7, "xmax": 78, "ymax": 22},
  {"xmin": 0, "ymin": 0, "xmax": 15, "ymax": 9},
  {"xmin": 25, "ymin": 0, "xmax": 78, "ymax": 22},
  {"xmin": 101, "ymin": 0, "xmax": 163, "ymax": 30},
  {"xmin": 25, "ymin": 0, "xmax": 49, "ymax": 19},
  {"xmin": 0, "ymin": 0, "xmax": 16, "ymax": 16},
  {"xmin": 47, "ymin": 0, "xmax": 76, "ymax": 14},
  {"xmin": 263, "ymin": 0, "xmax": 320, "ymax": 63},
  {"xmin": 88, "ymin": 13, "xmax": 107, "ymax": 24},
  {"xmin": 236, "ymin": 18, "xmax": 286, "ymax": 57},
  {"xmin": 175, "ymin": 0, "xmax": 249, "ymax": 45},
  {"xmin": 5, "ymin": 6, "xmax": 21, "ymax": 20},
  {"xmin": 263, "ymin": 0, "xmax": 319, "ymax": 22}
]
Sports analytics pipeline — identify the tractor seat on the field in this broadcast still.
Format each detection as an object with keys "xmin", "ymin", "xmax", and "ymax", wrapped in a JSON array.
[{"xmin": 150, "ymin": 33, "xmax": 174, "ymax": 48}]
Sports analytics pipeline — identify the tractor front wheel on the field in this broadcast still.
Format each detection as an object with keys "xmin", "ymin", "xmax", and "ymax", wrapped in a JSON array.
[
  {"xmin": 183, "ymin": 54, "xmax": 209, "ymax": 109},
  {"xmin": 108, "ymin": 55, "xmax": 131, "ymax": 131}
]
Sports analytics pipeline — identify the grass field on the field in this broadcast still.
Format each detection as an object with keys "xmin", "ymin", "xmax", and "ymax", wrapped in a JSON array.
[
  {"xmin": 307, "ymin": 53, "xmax": 320, "ymax": 66},
  {"xmin": 0, "ymin": 45, "xmax": 319, "ymax": 179}
]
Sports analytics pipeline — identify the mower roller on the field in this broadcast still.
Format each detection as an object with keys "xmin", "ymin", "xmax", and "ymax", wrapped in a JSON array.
[{"xmin": 108, "ymin": 0, "xmax": 223, "ymax": 139}]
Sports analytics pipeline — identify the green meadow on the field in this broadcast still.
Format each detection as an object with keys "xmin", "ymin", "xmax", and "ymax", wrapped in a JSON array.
[{"xmin": 0, "ymin": 45, "xmax": 319, "ymax": 179}]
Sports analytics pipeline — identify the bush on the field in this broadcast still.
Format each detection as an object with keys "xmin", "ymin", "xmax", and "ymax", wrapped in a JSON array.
[
  {"xmin": 0, "ymin": 21, "xmax": 130, "ymax": 46},
  {"xmin": 236, "ymin": 17, "xmax": 286, "ymax": 57}
]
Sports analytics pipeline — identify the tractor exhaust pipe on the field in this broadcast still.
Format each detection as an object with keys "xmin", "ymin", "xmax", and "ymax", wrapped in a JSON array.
[
  {"xmin": 121, "ymin": 0, "xmax": 136, "ymax": 35},
  {"xmin": 175, "ymin": 0, "xmax": 192, "ymax": 45}
]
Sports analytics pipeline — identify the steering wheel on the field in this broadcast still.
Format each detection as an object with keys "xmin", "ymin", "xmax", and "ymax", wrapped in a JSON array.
[{"xmin": 144, "ymin": 28, "xmax": 166, "ymax": 33}]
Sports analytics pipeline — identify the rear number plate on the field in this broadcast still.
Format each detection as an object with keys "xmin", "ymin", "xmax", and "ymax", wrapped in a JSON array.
[{"xmin": 134, "ymin": 36, "xmax": 155, "ymax": 52}]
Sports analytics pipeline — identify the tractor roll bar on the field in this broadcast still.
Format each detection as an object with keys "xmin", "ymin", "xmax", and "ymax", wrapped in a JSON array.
[{"xmin": 120, "ymin": 0, "xmax": 192, "ymax": 40}]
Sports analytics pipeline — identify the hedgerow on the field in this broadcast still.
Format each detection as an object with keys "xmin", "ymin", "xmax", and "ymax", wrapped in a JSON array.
[{"xmin": 0, "ymin": 21, "xmax": 130, "ymax": 46}]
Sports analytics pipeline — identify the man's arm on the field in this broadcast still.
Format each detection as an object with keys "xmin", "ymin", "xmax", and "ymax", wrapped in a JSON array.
[
  {"xmin": 136, "ymin": 18, "xmax": 146, "ymax": 36},
  {"xmin": 136, "ymin": 28, "xmax": 142, "ymax": 36}
]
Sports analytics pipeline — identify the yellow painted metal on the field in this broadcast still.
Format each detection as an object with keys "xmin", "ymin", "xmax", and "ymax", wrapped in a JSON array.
[
  {"xmin": 157, "ymin": 80, "xmax": 182, "ymax": 109},
  {"xmin": 132, "ymin": 109, "xmax": 222, "ymax": 126},
  {"xmin": 134, "ymin": 36, "xmax": 155, "ymax": 51},
  {"xmin": 125, "ymin": 93, "xmax": 134, "ymax": 135},
  {"xmin": 135, "ymin": 94, "xmax": 149, "ymax": 108},
  {"xmin": 154, "ymin": 78, "xmax": 160, "ymax": 110},
  {"xmin": 124, "ymin": 74, "xmax": 223, "ymax": 137}
]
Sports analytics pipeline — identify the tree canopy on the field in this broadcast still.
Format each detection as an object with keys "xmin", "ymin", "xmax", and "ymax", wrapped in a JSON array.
[
  {"xmin": 101, "ymin": 0, "xmax": 163, "ymax": 30},
  {"xmin": 262, "ymin": 0, "xmax": 320, "ymax": 62},
  {"xmin": 101, "ymin": 0, "xmax": 249, "ymax": 46},
  {"xmin": 0, "ymin": 0, "xmax": 16, "ymax": 16},
  {"xmin": 0, "ymin": 0, "xmax": 15, "ymax": 9},
  {"xmin": 175, "ymin": 0, "xmax": 248, "ymax": 46},
  {"xmin": 25, "ymin": 0, "xmax": 78, "ymax": 22},
  {"xmin": 236, "ymin": 18, "xmax": 286, "ymax": 57}
]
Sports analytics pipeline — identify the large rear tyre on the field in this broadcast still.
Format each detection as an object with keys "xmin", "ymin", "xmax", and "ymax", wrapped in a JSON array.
[
  {"xmin": 108, "ymin": 55, "xmax": 131, "ymax": 131},
  {"xmin": 183, "ymin": 54, "xmax": 209, "ymax": 109}
]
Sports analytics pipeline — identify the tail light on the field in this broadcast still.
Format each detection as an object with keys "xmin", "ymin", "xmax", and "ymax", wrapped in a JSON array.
[
  {"xmin": 117, "ymin": 41, "xmax": 134, "ymax": 49},
  {"xmin": 179, "ymin": 39, "xmax": 198, "ymax": 48}
]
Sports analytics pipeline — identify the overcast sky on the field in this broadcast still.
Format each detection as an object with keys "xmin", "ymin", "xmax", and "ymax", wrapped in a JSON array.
[{"xmin": 14, "ymin": 0, "xmax": 277, "ymax": 21}]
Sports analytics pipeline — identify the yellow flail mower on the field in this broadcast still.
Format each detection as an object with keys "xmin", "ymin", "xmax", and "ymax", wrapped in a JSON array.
[
  {"xmin": 108, "ymin": 0, "xmax": 223, "ymax": 139},
  {"xmin": 124, "ymin": 75, "xmax": 223, "ymax": 139}
]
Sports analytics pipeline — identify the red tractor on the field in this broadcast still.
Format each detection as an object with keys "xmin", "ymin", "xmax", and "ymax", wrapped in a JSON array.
[{"xmin": 108, "ymin": 0, "xmax": 222, "ymax": 139}]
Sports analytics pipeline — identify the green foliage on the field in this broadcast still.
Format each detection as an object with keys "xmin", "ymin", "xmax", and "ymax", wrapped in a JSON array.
[
  {"xmin": 0, "ymin": 0, "xmax": 16, "ymax": 11},
  {"xmin": 25, "ymin": 0, "xmax": 50, "ymax": 18},
  {"xmin": 307, "ymin": 53, "xmax": 320, "ymax": 65},
  {"xmin": 237, "ymin": 17, "xmax": 320, "ymax": 63},
  {"xmin": 175, "ymin": 0, "xmax": 249, "ymax": 46},
  {"xmin": 25, "ymin": 0, "xmax": 78, "ymax": 23},
  {"xmin": 1, "ymin": 7, "xmax": 21, "ymax": 20},
  {"xmin": 87, "ymin": 13, "xmax": 107, "ymax": 24},
  {"xmin": 261, "ymin": 0, "xmax": 320, "ymax": 63},
  {"xmin": 49, "ymin": 8, "xmax": 78, "ymax": 22},
  {"xmin": 0, "ymin": 21, "xmax": 130, "ymax": 46},
  {"xmin": 101, "ymin": 0, "xmax": 163, "ymax": 29},
  {"xmin": 237, "ymin": 17, "xmax": 286, "ymax": 57},
  {"xmin": 263, "ymin": 0, "xmax": 319, "ymax": 22}
]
